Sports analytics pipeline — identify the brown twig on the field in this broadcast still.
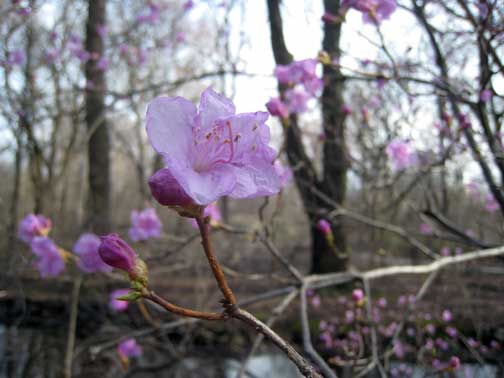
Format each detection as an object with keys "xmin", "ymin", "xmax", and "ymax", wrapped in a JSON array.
[
  {"xmin": 231, "ymin": 306, "xmax": 325, "ymax": 378},
  {"xmin": 196, "ymin": 215, "xmax": 237, "ymax": 305},
  {"xmin": 143, "ymin": 291, "xmax": 225, "ymax": 321}
]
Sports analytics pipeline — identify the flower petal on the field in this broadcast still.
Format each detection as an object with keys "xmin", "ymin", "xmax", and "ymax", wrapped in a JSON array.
[
  {"xmin": 165, "ymin": 156, "xmax": 236, "ymax": 205},
  {"xmin": 228, "ymin": 158, "xmax": 280, "ymax": 199},
  {"xmin": 197, "ymin": 87, "xmax": 235, "ymax": 130},
  {"xmin": 146, "ymin": 96, "xmax": 196, "ymax": 158}
]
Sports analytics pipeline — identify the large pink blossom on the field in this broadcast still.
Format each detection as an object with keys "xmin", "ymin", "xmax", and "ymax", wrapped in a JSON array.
[{"xmin": 146, "ymin": 87, "xmax": 280, "ymax": 206}]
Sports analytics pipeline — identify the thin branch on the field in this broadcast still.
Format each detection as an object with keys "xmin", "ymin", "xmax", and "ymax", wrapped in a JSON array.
[{"xmin": 300, "ymin": 284, "xmax": 339, "ymax": 378}]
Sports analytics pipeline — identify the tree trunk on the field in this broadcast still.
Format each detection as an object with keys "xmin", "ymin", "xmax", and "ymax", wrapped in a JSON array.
[
  {"xmin": 267, "ymin": 0, "xmax": 348, "ymax": 273},
  {"xmin": 85, "ymin": 0, "xmax": 111, "ymax": 234}
]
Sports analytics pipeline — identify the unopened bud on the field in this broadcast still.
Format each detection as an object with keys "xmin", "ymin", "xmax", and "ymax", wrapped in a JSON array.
[{"xmin": 99, "ymin": 234, "xmax": 148, "ymax": 286}]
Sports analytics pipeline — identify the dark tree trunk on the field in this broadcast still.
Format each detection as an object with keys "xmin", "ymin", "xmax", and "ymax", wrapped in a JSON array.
[
  {"xmin": 267, "ymin": 0, "xmax": 348, "ymax": 273},
  {"xmin": 318, "ymin": 0, "xmax": 348, "ymax": 272},
  {"xmin": 85, "ymin": 0, "xmax": 111, "ymax": 234}
]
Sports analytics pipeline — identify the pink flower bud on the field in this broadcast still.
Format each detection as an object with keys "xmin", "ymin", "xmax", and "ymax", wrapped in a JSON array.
[
  {"xmin": 449, "ymin": 356, "xmax": 460, "ymax": 370},
  {"xmin": 342, "ymin": 103, "xmax": 352, "ymax": 115},
  {"xmin": 148, "ymin": 168, "xmax": 195, "ymax": 207},
  {"xmin": 352, "ymin": 288, "xmax": 364, "ymax": 303},
  {"xmin": 99, "ymin": 234, "xmax": 136, "ymax": 272},
  {"xmin": 266, "ymin": 97, "xmax": 289, "ymax": 119},
  {"xmin": 99, "ymin": 234, "xmax": 148, "ymax": 285},
  {"xmin": 317, "ymin": 219, "xmax": 331, "ymax": 236}
]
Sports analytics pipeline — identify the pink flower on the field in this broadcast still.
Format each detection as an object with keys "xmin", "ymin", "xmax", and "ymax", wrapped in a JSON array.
[
  {"xmin": 311, "ymin": 295, "xmax": 321, "ymax": 308},
  {"xmin": 425, "ymin": 323, "xmax": 435, "ymax": 335},
  {"xmin": 363, "ymin": 0, "xmax": 397, "ymax": 24},
  {"xmin": 265, "ymin": 97, "xmax": 289, "ymax": 119},
  {"xmin": 445, "ymin": 326, "xmax": 457, "ymax": 338},
  {"xmin": 183, "ymin": 0, "xmax": 194, "ymax": 11},
  {"xmin": 18, "ymin": 214, "xmax": 52, "ymax": 244},
  {"xmin": 419, "ymin": 223, "xmax": 433, "ymax": 235},
  {"xmin": 7, "ymin": 50, "xmax": 26, "ymax": 66},
  {"xmin": 96, "ymin": 24, "xmax": 108, "ymax": 39},
  {"xmin": 98, "ymin": 234, "xmax": 144, "ymax": 281},
  {"xmin": 44, "ymin": 48, "xmax": 60, "ymax": 65},
  {"xmin": 449, "ymin": 356, "xmax": 461, "ymax": 370},
  {"xmin": 393, "ymin": 340, "xmax": 405, "ymax": 358},
  {"xmin": 485, "ymin": 194, "xmax": 499, "ymax": 212},
  {"xmin": 74, "ymin": 233, "xmax": 113, "ymax": 273},
  {"xmin": 189, "ymin": 202, "xmax": 222, "ymax": 229},
  {"xmin": 342, "ymin": 0, "xmax": 397, "ymax": 24},
  {"xmin": 377, "ymin": 297, "xmax": 387, "ymax": 308},
  {"xmin": 30, "ymin": 237, "xmax": 65, "ymax": 278},
  {"xmin": 440, "ymin": 247, "xmax": 450, "ymax": 256},
  {"xmin": 285, "ymin": 89, "xmax": 310, "ymax": 114},
  {"xmin": 317, "ymin": 219, "xmax": 332, "ymax": 236},
  {"xmin": 96, "ymin": 57, "xmax": 109, "ymax": 71},
  {"xmin": 109, "ymin": 289, "xmax": 130, "ymax": 312},
  {"xmin": 480, "ymin": 89, "xmax": 492, "ymax": 103},
  {"xmin": 386, "ymin": 139, "xmax": 416, "ymax": 170},
  {"xmin": 128, "ymin": 208, "xmax": 162, "ymax": 242},
  {"xmin": 146, "ymin": 87, "xmax": 280, "ymax": 206},
  {"xmin": 442, "ymin": 309, "xmax": 453, "ymax": 322},
  {"xmin": 352, "ymin": 288, "xmax": 364, "ymax": 302},
  {"xmin": 175, "ymin": 31, "xmax": 186, "ymax": 43},
  {"xmin": 136, "ymin": 4, "xmax": 160, "ymax": 25},
  {"xmin": 118, "ymin": 338, "xmax": 142, "ymax": 359},
  {"xmin": 274, "ymin": 160, "xmax": 293, "ymax": 189},
  {"xmin": 342, "ymin": 103, "xmax": 352, "ymax": 115},
  {"xmin": 148, "ymin": 168, "xmax": 195, "ymax": 207},
  {"xmin": 274, "ymin": 59, "xmax": 321, "ymax": 95}
]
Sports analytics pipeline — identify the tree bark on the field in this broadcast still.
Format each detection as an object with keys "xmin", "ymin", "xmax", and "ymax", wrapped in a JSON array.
[
  {"xmin": 85, "ymin": 0, "xmax": 111, "ymax": 234},
  {"xmin": 267, "ymin": 0, "xmax": 348, "ymax": 273}
]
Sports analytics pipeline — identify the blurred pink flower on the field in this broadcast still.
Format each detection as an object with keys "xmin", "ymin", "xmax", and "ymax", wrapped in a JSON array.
[
  {"xmin": 386, "ymin": 139, "xmax": 416, "ymax": 170},
  {"xmin": 266, "ymin": 97, "xmax": 289, "ymax": 119},
  {"xmin": 442, "ymin": 309, "xmax": 453, "ymax": 322},
  {"xmin": 485, "ymin": 194, "xmax": 499, "ymax": 212},
  {"xmin": 189, "ymin": 202, "xmax": 222, "ymax": 229},
  {"xmin": 285, "ymin": 89, "xmax": 310, "ymax": 114},
  {"xmin": 30, "ymin": 237, "xmax": 65, "ymax": 278},
  {"xmin": 118, "ymin": 338, "xmax": 142, "ymax": 358},
  {"xmin": 419, "ymin": 223, "xmax": 433, "ymax": 235},
  {"xmin": 317, "ymin": 219, "xmax": 332, "ymax": 236},
  {"xmin": 128, "ymin": 208, "xmax": 162, "ymax": 242},
  {"xmin": 480, "ymin": 89, "xmax": 492, "ymax": 103},
  {"xmin": 274, "ymin": 160, "xmax": 293, "ymax": 189},
  {"xmin": 352, "ymin": 288, "xmax": 364, "ymax": 302},
  {"xmin": 109, "ymin": 289, "xmax": 130, "ymax": 312},
  {"xmin": 74, "ymin": 233, "xmax": 113, "ymax": 273},
  {"xmin": 18, "ymin": 214, "xmax": 52, "ymax": 244}
]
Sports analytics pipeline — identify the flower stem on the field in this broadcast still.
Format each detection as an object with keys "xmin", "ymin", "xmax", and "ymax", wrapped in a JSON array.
[
  {"xmin": 196, "ymin": 215, "xmax": 237, "ymax": 305},
  {"xmin": 143, "ymin": 290, "xmax": 225, "ymax": 320}
]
